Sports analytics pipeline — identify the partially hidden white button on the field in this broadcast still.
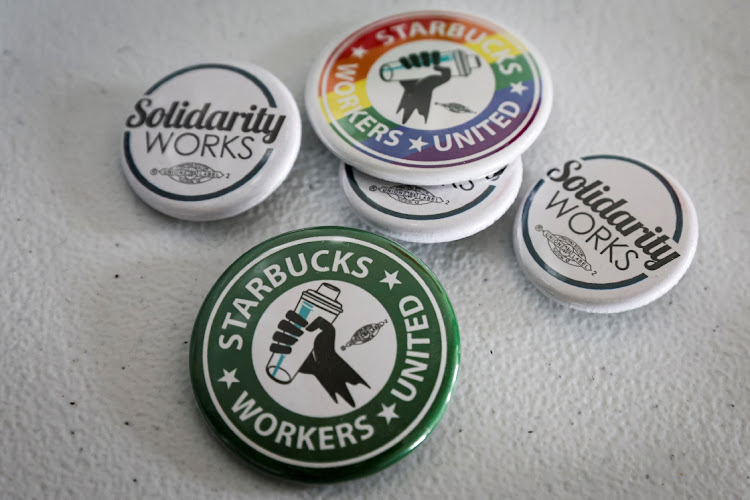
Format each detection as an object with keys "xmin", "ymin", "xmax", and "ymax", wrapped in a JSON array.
[{"xmin": 341, "ymin": 156, "xmax": 523, "ymax": 243}]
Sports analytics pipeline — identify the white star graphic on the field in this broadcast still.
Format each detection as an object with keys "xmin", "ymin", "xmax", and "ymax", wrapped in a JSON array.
[
  {"xmin": 377, "ymin": 403, "xmax": 399, "ymax": 424},
  {"xmin": 351, "ymin": 46, "xmax": 367, "ymax": 59},
  {"xmin": 510, "ymin": 81, "xmax": 528, "ymax": 95},
  {"xmin": 409, "ymin": 136, "xmax": 428, "ymax": 152},
  {"xmin": 380, "ymin": 270, "xmax": 402, "ymax": 290},
  {"xmin": 218, "ymin": 368, "xmax": 239, "ymax": 389}
]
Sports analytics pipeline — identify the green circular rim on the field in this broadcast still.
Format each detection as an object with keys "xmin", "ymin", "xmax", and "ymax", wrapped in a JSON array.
[{"xmin": 189, "ymin": 226, "xmax": 460, "ymax": 482}]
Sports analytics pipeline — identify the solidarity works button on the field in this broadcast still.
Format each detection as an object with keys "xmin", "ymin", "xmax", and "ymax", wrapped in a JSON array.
[
  {"xmin": 513, "ymin": 155, "xmax": 699, "ymax": 313},
  {"xmin": 121, "ymin": 62, "xmax": 300, "ymax": 221},
  {"xmin": 190, "ymin": 227, "xmax": 460, "ymax": 482},
  {"xmin": 306, "ymin": 10, "xmax": 552, "ymax": 184}
]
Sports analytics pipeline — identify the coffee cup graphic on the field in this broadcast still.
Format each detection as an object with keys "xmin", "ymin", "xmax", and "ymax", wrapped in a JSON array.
[
  {"xmin": 379, "ymin": 49, "xmax": 481, "ymax": 82},
  {"xmin": 266, "ymin": 283, "xmax": 344, "ymax": 384}
]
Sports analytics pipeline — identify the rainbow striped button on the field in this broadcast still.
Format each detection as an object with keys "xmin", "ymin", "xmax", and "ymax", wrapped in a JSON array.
[{"xmin": 306, "ymin": 10, "xmax": 553, "ymax": 184}]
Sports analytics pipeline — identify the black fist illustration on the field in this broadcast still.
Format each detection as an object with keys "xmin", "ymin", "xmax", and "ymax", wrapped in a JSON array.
[
  {"xmin": 394, "ymin": 51, "xmax": 451, "ymax": 124},
  {"xmin": 268, "ymin": 310, "xmax": 314, "ymax": 356},
  {"xmin": 267, "ymin": 311, "xmax": 369, "ymax": 407},
  {"xmin": 269, "ymin": 312, "xmax": 336, "ymax": 375}
]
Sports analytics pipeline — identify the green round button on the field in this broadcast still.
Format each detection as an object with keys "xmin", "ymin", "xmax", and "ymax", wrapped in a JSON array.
[{"xmin": 189, "ymin": 226, "xmax": 460, "ymax": 482}]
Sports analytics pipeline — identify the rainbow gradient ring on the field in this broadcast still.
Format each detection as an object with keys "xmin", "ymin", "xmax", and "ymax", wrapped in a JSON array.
[{"xmin": 306, "ymin": 10, "xmax": 552, "ymax": 184}]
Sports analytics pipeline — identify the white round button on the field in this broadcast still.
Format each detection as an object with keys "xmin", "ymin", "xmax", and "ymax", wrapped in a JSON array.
[
  {"xmin": 341, "ymin": 156, "xmax": 523, "ymax": 243},
  {"xmin": 305, "ymin": 10, "xmax": 552, "ymax": 185},
  {"xmin": 121, "ymin": 62, "xmax": 301, "ymax": 221},
  {"xmin": 513, "ymin": 155, "xmax": 699, "ymax": 313}
]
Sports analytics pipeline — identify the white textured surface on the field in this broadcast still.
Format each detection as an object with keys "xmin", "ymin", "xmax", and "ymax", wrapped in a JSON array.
[{"xmin": 1, "ymin": 0, "xmax": 748, "ymax": 498}]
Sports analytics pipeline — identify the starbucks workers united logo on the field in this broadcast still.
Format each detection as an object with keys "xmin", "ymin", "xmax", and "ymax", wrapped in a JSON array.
[
  {"xmin": 190, "ymin": 229, "xmax": 458, "ymax": 478},
  {"xmin": 315, "ymin": 12, "xmax": 544, "ymax": 168}
]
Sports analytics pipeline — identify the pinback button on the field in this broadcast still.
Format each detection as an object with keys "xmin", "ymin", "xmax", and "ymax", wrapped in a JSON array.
[
  {"xmin": 512, "ymin": 155, "xmax": 699, "ymax": 313},
  {"xmin": 121, "ymin": 62, "xmax": 301, "ymax": 221},
  {"xmin": 340, "ymin": 156, "xmax": 523, "ymax": 243},
  {"xmin": 189, "ymin": 226, "xmax": 460, "ymax": 482},
  {"xmin": 305, "ymin": 10, "xmax": 552, "ymax": 185}
]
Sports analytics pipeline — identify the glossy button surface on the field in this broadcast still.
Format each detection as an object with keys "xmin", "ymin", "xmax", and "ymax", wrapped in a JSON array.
[
  {"xmin": 190, "ymin": 227, "xmax": 460, "ymax": 481},
  {"xmin": 121, "ymin": 62, "xmax": 300, "ymax": 221},
  {"xmin": 513, "ymin": 155, "xmax": 699, "ymax": 313}
]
